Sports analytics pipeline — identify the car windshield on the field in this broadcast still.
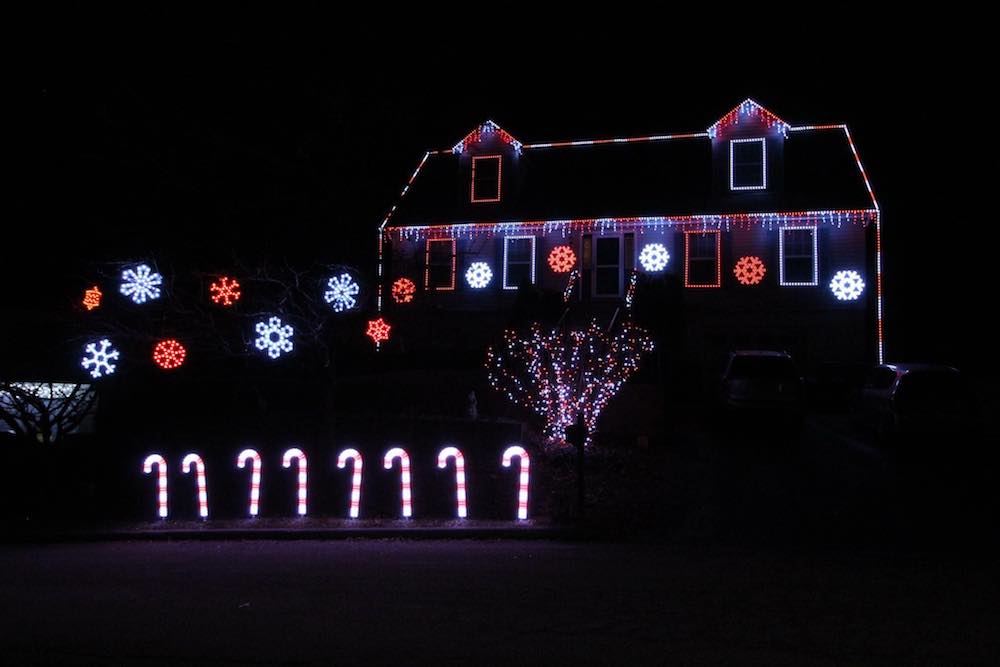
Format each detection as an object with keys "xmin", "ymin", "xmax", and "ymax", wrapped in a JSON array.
[
  {"xmin": 728, "ymin": 356, "xmax": 797, "ymax": 380},
  {"xmin": 896, "ymin": 370, "xmax": 964, "ymax": 405}
]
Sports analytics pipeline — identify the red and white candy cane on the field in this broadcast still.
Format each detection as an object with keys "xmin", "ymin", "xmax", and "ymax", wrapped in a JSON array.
[
  {"xmin": 336, "ymin": 448, "xmax": 363, "ymax": 519},
  {"xmin": 142, "ymin": 454, "xmax": 168, "ymax": 519},
  {"xmin": 181, "ymin": 453, "xmax": 209, "ymax": 519},
  {"xmin": 383, "ymin": 447, "xmax": 412, "ymax": 518},
  {"xmin": 437, "ymin": 446, "xmax": 468, "ymax": 519},
  {"xmin": 236, "ymin": 449, "xmax": 262, "ymax": 517},
  {"xmin": 501, "ymin": 445, "xmax": 530, "ymax": 520},
  {"xmin": 282, "ymin": 447, "xmax": 307, "ymax": 516}
]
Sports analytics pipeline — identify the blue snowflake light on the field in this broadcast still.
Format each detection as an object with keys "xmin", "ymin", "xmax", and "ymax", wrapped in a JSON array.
[
  {"xmin": 323, "ymin": 273, "xmax": 360, "ymax": 312},
  {"xmin": 81, "ymin": 339, "xmax": 120, "ymax": 378},
  {"xmin": 829, "ymin": 270, "xmax": 865, "ymax": 301},
  {"xmin": 465, "ymin": 261, "xmax": 493, "ymax": 289},
  {"xmin": 254, "ymin": 317, "xmax": 294, "ymax": 359},
  {"xmin": 120, "ymin": 264, "xmax": 163, "ymax": 304}
]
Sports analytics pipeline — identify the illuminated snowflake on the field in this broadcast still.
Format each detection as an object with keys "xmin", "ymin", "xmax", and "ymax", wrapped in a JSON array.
[
  {"xmin": 392, "ymin": 278, "xmax": 416, "ymax": 304},
  {"xmin": 638, "ymin": 243, "xmax": 670, "ymax": 272},
  {"xmin": 734, "ymin": 256, "xmax": 766, "ymax": 285},
  {"xmin": 210, "ymin": 276, "xmax": 241, "ymax": 306},
  {"xmin": 153, "ymin": 339, "xmax": 187, "ymax": 369},
  {"xmin": 465, "ymin": 262, "xmax": 493, "ymax": 289},
  {"xmin": 120, "ymin": 264, "xmax": 163, "ymax": 304},
  {"xmin": 254, "ymin": 316, "xmax": 294, "ymax": 359},
  {"xmin": 324, "ymin": 273, "xmax": 360, "ymax": 312},
  {"xmin": 81, "ymin": 339, "xmax": 120, "ymax": 378},
  {"xmin": 82, "ymin": 286, "xmax": 102, "ymax": 311},
  {"xmin": 829, "ymin": 270, "xmax": 865, "ymax": 301},
  {"xmin": 547, "ymin": 245, "xmax": 576, "ymax": 273},
  {"xmin": 366, "ymin": 317, "xmax": 391, "ymax": 344}
]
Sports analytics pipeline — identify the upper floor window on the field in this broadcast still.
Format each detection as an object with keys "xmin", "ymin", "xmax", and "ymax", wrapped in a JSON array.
[
  {"xmin": 730, "ymin": 137, "xmax": 766, "ymax": 190},
  {"xmin": 424, "ymin": 238, "xmax": 456, "ymax": 291},
  {"xmin": 503, "ymin": 236, "xmax": 535, "ymax": 290},
  {"xmin": 471, "ymin": 155, "xmax": 502, "ymax": 203},
  {"xmin": 684, "ymin": 231, "xmax": 721, "ymax": 288},
  {"xmin": 594, "ymin": 236, "xmax": 622, "ymax": 296},
  {"xmin": 779, "ymin": 227, "xmax": 818, "ymax": 286}
]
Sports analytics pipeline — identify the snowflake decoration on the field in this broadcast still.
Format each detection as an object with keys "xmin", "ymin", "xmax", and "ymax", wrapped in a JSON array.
[
  {"xmin": 82, "ymin": 286, "xmax": 102, "ymax": 311},
  {"xmin": 366, "ymin": 317, "xmax": 391, "ymax": 344},
  {"xmin": 734, "ymin": 256, "xmax": 767, "ymax": 285},
  {"xmin": 81, "ymin": 339, "xmax": 120, "ymax": 378},
  {"xmin": 324, "ymin": 273, "xmax": 360, "ymax": 312},
  {"xmin": 153, "ymin": 339, "xmax": 187, "ymax": 369},
  {"xmin": 210, "ymin": 276, "xmax": 241, "ymax": 306},
  {"xmin": 829, "ymin": 270, "xmax": 865, "ymax": 301},
  {"xmin": 392, "ymin": 278, "xmax": 416, "ymax": 304},
  {"xmin": 120, "ymin": 264, "xmax": 163, "ymax": 304},
  {"xmin": 547, "ymin": 245, "xmax": 577, "ymax": 273},
  {"xmin": 465, "ymin": 262, "xmax": 493, "ymax": 289},
  {"xmin": 638, "ymin": 243, "xmax": 670, "ymax": 272},
  {"xmin": 254, "ymin": 317, "xmax": 295, "ymax": 359}
]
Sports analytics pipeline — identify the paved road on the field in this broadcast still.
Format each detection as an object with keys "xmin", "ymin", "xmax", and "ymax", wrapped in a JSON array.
[{"xmin": 2, "ymin": 540, "xmax": 997, "ymax": 665}]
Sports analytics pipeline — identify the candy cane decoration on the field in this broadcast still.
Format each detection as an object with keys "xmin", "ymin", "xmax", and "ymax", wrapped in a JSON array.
[
  {"xmin": 383, "ymin": 447, "xmax": 412, "ymax": 518},
  {"xmin": 501, "ymin": 445, "xmax": 530, "ymax": 520},
  {"xmin": 437, "ymin": 446, "xmax": 467, "ymax": 519},
  {"xmin": 236, "ymin": 448, "xmax": 262, "ymax": 517},
  {"xmin": 282, "ymin": 447, "xmax": 307, "ymax": 516},
  {"xmin": 181, "ymin": 453, "xmax": 209, "ymax": 519},
  {"xmin": 142, "ymin": 454, "xmax": 168, "ymax": 519},
  {"xmin": 336, "ymin": 448, "xmax": 363, "ymax": 519}
]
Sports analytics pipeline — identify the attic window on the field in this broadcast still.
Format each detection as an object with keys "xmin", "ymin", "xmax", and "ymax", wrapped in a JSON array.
[
  {"xmin": 471, "ymin": 155, "xmax": 502, "ymax": 203},
  {"xmin": 730, "ymin": 138, "xmax": 766, "ymax": 191}
]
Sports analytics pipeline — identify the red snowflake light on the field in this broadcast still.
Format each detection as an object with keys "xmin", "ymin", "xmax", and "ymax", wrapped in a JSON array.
[
  {"xmin": 82, "ymin": 286, "xmax": 102, "ymax": 311},
  {"xmin": 734, "ymin": 256, "xmax": 767, "ymax": 286},
  {"xmin": 210, "ymin": 276, "xmax": 241, "ymax": 306},
  {"xmin": 547, "ymin": 245, "xmax": 577, "ymax": 273},
  {"xmin": 366, "ymin": 317, "xmax": 391, "ymax": 344},
  {"xmin": 153, "ymin": 339, "xmax": 187, "ymax": 369},
  {"xmin": 391, "ymin": 278, "xmax": 416, "ymax": 304}
]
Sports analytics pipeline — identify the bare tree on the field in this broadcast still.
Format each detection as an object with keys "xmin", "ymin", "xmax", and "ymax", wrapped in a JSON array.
[{"xmin": 0, "ymin": 382, "xmax": 98, "ymax": 444}]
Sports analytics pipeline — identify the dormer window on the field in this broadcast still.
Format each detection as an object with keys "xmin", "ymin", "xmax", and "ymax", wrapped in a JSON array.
[
  {"xmin": 730, "ymin": 138, "xmax": 766, "ymax": 190},
  {"xmin": 471, "ymin": 155, "xmax": 502, "ymax": 203}
]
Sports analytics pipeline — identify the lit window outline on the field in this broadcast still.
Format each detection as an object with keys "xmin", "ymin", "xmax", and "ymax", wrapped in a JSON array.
[
  {"xmin": 684, "ymin": 230, "xmax": 722, "ymax": 288},
  {"xmin": 471, "ymin": 154, "xmax": 502, "ymax": 203},
  {"xmin": 778, "ymin": 226, "xmax": 819, "ymax": 287},
  {"xmin": 729, "ymin": 137, "xmax": 766, "ymax": 191},
  {"xmin": 424, "ymin": 238, "xmax": 456, "ymax": 291},
  {"xmin": 502, "ymin": 235, "xmax": 536, "ymax": 290}
]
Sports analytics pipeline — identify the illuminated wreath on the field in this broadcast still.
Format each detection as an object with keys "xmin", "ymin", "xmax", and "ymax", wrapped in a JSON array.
[
  {"xmin": 547, "ymin": 245, "xmax": 577, "ymax": 273},
  {"xmin": 391, "ymin": 278, "xmax": 416, "ymax": 304},
  {"xmin": 733, "ymin": 256, "xmax": 766, "ymax": 285},
  {"xmin": 153, "ymin": 339, "xmax": 187, "ymax": 370}
]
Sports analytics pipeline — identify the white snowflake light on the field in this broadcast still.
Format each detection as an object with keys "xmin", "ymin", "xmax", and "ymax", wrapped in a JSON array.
[
  {"xmin": 829, "ymin": 269, "xmax": 865, "ymax": 301},
  {"xmin": 638, "ymin": 243, "xmax": 670, "ymax": 272},
  {"xmin": 323, "ymin": 273, "xmax": 360, "ymax": 312},
  {"xmin": 465, "ymin": 261, "xmax": 493, "ymax": 289},
  {"xmin": 120, "ymin": 264, "xmax": 163, "ymax": 304},
  {"xmin": 81, "ymin": 339, "xmax": 120, "ymax": 378},
  {"xmin": 254, "ymin": 316, "xmax": 295, "ymax": 359}
]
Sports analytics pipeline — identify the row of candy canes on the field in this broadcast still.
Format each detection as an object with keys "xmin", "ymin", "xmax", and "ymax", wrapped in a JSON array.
[{"xmin": 142, "ymin": 446, "xmax": 529, "ymax": 521}]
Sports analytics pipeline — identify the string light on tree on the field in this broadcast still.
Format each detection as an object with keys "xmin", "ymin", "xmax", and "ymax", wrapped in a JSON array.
[
  {"xmin": 81, "ymin": 339, "xmax": 120, "ymax": 379},
  {"xmin": 464, "ymin": 262, "xmax": 493, "ymax": 289},
  {"xmin": 254, "ymin": 317, "xmax": 294, "ymax": 359},
  {"xmin": 366, "ymin": 317, "xmax": 391, "ymax": 344},
  {"xmin": 638, "ymin": 243, "xmax": 670, "ymax": 272},
  {"xmin": 152, "ymin": 339, "xmax": 187, "ymax": 370},
  {"xmin": 733, "ymin": 256, "xmax": 767, "ymax": 285},
  {"xmin": 120, "ymin": 264, "xmax": 163, "ymax": 304},
  {"xmin": 324, "ymin": 273, "xmax": 360, "ymax": 312},
  {"xmin": 829, "ymin": 269, "xmax": 865, "ymax": 301},
  {"xmin": 547, "ymin": 245, "xmax": 577, "ymax": 273},
  {"xmin": 209, "ymin": 276, "xmax": 241, "ymax": 306},
  {"xmin": 82, "ymin": 286, "xmax": 102, "ymax": 311},
  {"xmin": 391, "ymin": 278, "xmax": 416, "ymax": 304}
]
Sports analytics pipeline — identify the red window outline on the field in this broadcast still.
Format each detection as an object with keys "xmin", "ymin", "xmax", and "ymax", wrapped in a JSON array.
[
  {"xmin": 424, "ymin": 238, "xmax": 456, "ymax": 291},
  {"xmin": 684, "ymin": 230, "xmax": 722, "ymax": 288},
  {"xmin": 471, "ymin": 155, "xmax": 502, "ymax": 203}
]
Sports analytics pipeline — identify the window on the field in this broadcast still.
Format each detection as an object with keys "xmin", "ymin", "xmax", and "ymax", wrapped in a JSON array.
[
  {"xmin": 779, "ymin": 227, "xmax": 818, "ymax": 286},
  {"xmin": 424, "ymin": 238, "xmax": 456, "ymax": 291},
  {"xmin": 471, "ymin": 155, "xmax": 502, "ymax": 203},
  {"xmin": 730, "ymin": 138, "xmax": 766, "ymax": 190},
  {"xmin": 594, "ymin": 237, "xmax": 621, "ymax": 296},
  {"xmin": 684, "ymin": 231, "xmax": 721, "ymax": 288},
  {"xmin": 503, "ymin": 236, "xmax": 536, "ymax": 290}
]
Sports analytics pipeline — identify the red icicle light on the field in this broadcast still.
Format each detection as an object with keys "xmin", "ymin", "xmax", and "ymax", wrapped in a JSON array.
[{"xmin": 152, "ymin": 339, "xmax": 187, "ymax": 369}]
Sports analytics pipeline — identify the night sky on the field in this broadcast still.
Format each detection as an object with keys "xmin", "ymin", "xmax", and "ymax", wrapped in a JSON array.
[{"xmin": 11, "ymin": 26, "xmax": 994, "ymax": 384}]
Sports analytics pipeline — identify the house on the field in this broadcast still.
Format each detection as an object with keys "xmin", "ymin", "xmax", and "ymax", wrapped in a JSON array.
[{"xmin": 375, "ymin": 99, "xmax": 884, "ymax": 378}]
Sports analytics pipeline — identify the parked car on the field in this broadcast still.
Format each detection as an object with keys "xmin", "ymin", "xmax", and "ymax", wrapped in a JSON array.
[
  {"xmin": 718, "ymin": 351, "xmax": 804, "ymax": 418},
  {"xmin": 858, "ymin": 363, "xmax": 975, "ymax": 443}
]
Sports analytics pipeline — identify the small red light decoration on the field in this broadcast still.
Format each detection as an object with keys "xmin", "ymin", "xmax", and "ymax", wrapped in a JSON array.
[
  {"xmin": 152, "ymin": 339, "xmax": 187, "ymax": 370},
  {"xmin": 547, "ymin": 245, "xmax": 577, "ymax": 273},
  {"xmin": 366, "ymin": 317, "xmax": 391, "ymax": 344},
  {"xmin": 210, "ymin": 276, "xmax": 241, "ymax": 306},
  {"xmin": 391, "ymin": 278, "xmax": 416, "ymax": 304},
  {"xmin": 82, "ymin": 286, "xmax": 102, "ymax": 311},
  {"xmin": 734, "ymin": 255, "xmax": 767, "ymax": 286}
]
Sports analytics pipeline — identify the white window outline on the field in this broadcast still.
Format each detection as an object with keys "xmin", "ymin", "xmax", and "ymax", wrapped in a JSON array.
[
  {"xmin": 729, "ymin": 137, "xmax": 767, "ymax": 191},
  {"xmin": 779, "ymin": 227, "xmax": 819, "ymax": 287},
  {"xmin": 502, "ymin": 235, "xmax": 536, "ymax": 290}
]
